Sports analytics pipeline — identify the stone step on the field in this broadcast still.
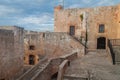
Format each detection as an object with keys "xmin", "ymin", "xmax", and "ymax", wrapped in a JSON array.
[
  {"xmin": 63, "ymin": 75, "xmax": 88, "ymax": 80},
  {"xmin": 34, "ymin": 63, "xmax": 47, "ymax": 73},
  {"xmin": 87, "ymin": 49, "xmax": 107, "ymax": 52},
  {"xmin": 17, "ymin": 60, "xmax": 48, "ymax": 80},
  {"xmin": 86, "ymin": 49, "xmax": 107, "ymax": 57}
]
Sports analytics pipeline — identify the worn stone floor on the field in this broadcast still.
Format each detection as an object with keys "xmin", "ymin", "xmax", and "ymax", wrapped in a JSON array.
[{"xmin": 64, "ymin": 50, "xmax": 120, "ymax": 80}]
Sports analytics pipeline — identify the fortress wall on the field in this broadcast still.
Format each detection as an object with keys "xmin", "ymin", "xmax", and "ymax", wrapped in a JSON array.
[{"xmin": 0, "ymin": 26, "xmax": 24, "ymax": 80}]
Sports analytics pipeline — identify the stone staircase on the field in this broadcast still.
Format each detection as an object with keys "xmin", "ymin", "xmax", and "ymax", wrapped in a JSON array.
[
  {"xmin": 17, "ymin": 60, "xmax": 48, "ymax": 80},
  {"xmin": 67, "ymin": 34, "xmax": 86, "ymax": 48},
  {"xmin": 87, "ymin": 49, "xmax": 107, "ymax": 57}
]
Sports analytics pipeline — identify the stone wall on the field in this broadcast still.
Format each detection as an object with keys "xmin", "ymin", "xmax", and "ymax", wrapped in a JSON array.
[
  {"xmin": 43, "ymin": 32, "xmax": 84, "ymax": 58},
  {"xmin": 87, "ymin": 6, "xmax": 118, "ymax": 49},
  {"xmin": 0, "ymin": 26, "xmax": 24, "ymax": 80},
  {"xmin": 24, "ymin": 31, "xmax": 45, "ymax": 65},
  {"xmin": 24, "ymin": 32, "xmax": 84, "ymax": 65},
  {"xmin": 54, "ymin": 6, "xmax": 87, "ymax": 40},
  {"xmin": 54, "ymin": 4, "xmax": 120, "ymax": 49},
  {"xmin": 116, "ymin": 4, "xmax": 120, "ymax": 39}
]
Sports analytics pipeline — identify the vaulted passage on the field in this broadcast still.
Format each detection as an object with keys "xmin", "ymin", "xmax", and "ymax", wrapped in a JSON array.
[
  {"xmin": 29, "ymin": 55, "xmax": 35, "ymax": 65},
  {"xmin": 97, "ymin": 37, "xmax": 106, "ymax": 49}
]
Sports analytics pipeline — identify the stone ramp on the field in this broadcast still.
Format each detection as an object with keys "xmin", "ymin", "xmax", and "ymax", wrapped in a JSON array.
[
  {"xmin": 17, "ymin": 59, "xmax": 48, "ymax": 80},
  {"xmin": 63, "ymin": 50, "xmax": 120, "ymax": 80}
]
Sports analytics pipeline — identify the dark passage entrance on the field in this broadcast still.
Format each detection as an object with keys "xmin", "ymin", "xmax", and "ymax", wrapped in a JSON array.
[
  {"xmin": 51, "ymin": 72, "xmax": 58, "ymax": 80},
  {"xmin": 69, "ymin": 26, "xmax": 75, "ymax": 35},
  {"xmin": 0, "ymin": 79, "xmax": 5, "ymax": 80},
  {"xmin": 97, "ymin": 37, "xmax": 106, "ymax": 49},
  {"xmin": 29, "ymin": 55, "xmax": 35, "ymax": 65}
]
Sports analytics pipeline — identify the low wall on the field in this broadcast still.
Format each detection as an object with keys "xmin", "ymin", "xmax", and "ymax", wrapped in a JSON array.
[
  {"xmin": 32, "ymin": 52, "xmax": 78, "ymax": 80},
  {"xmin": 17, "ymin": 58, "xmax": 48, "ymax": 80},
  {"xmin": 60, "ymin": 51, "xmax": 78, "ymax": 61},
  {"xmin": 57, "ymin": 60, "xmax": 68, "ymax": 80},
  {"xmin": 0, "ymin": 26, "xmax": 24, "ymax": 80}
]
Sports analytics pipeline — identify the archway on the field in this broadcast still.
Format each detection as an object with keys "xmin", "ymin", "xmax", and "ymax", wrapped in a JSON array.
[
  {"xmin": 29, "ymin": 55, "xmax": 35, "ymax": 65},
  {"xmin": 97, "ymin": 37, "xmax": 106, "ymax": 49}
]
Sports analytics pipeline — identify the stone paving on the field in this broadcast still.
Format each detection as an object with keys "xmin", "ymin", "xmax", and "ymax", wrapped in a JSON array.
[{"xmin": 64, "ymin": 50, "xmax": 120, "ymax": 80}]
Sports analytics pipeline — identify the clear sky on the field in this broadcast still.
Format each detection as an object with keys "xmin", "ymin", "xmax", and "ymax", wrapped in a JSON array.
[{"xmin": 0, "ymin": 0, "xmax": 120, "ymax": 31}]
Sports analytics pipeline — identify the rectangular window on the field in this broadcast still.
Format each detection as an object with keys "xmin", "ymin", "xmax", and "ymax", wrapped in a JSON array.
[
  {"xmin": 69, "ymin": 26, "xmax": 75, "ymax": 35},
  {"xmin": 99, "ymin": 24, "xmax": 105, "ymax": 33},
  {"xmin": 43, "ymin": 33, "xmax": 45, "ymax": 38}
]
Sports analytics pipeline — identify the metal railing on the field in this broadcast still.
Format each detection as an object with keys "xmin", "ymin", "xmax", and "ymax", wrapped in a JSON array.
[
  {"xmin": 108, "ymin": 40, "xmax": 115, "ymax": 64},
  {"xmin": 67, "ymin": 33, "xmax": 88, "ymax": 54},
  {"xmin": 109, "ymin": 39, "xmax": 120, "ymax": 46}
]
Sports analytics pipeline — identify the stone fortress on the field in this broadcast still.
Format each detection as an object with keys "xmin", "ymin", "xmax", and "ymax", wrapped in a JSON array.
[{"xmin": 0, "ymin": 3, "xmax": 120, "ymax": 80}]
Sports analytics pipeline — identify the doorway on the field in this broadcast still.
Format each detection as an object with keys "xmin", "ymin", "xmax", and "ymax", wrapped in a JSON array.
[
  {"xmin": 29, "ymin": 55, "xmax": 35, "ymax": 65},
  {"xmin": 97, "ymin": 37, "xmax": 106, "ymax": 49}
]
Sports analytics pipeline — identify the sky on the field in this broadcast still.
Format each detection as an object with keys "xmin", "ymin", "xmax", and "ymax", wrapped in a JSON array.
[{"xmin": 0, "ymin": 0, "xmax": 120, "ymax": 31}]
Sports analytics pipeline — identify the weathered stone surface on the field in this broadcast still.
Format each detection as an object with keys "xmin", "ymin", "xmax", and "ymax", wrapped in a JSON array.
[
  {"xmin": 54, "ymin": 4, "xmax": 120, "ymax": 49},
  {"xmin": 0, "ymin": 26, "xmax": 24, "ymax": 80},
  {"xmin": 24, "ymin": 32, "xmax": 85, "ymax": 65}
]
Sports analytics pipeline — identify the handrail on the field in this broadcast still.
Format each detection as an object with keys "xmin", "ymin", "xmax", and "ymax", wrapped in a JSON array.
[
  {"xmin": 108, "ymin": 39, "xmax": 115, "ymax": 64},
  {"xmin": 109, "ymin": 39, "xmax": 120, "ymax": 40},
  {"xmin": 109, "ymin": 39, "xmax": 120, "ymax": 46},
  {"xmin": 67, "ymin": 33, "xmax": 88, "ymax": 48},
  {"xmin": 106, "ymin": 47, "xmax": 112, "ymax": 63}
]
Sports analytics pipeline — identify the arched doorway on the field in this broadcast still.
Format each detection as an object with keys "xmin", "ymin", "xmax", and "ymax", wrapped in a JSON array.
[
  {"xmin": 29, "ymin": 55, "xmax": 35, "ymax": 65},
  {"xmin": 97, "ymin": 37, "xmax": 106, "ymax": 49}
]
